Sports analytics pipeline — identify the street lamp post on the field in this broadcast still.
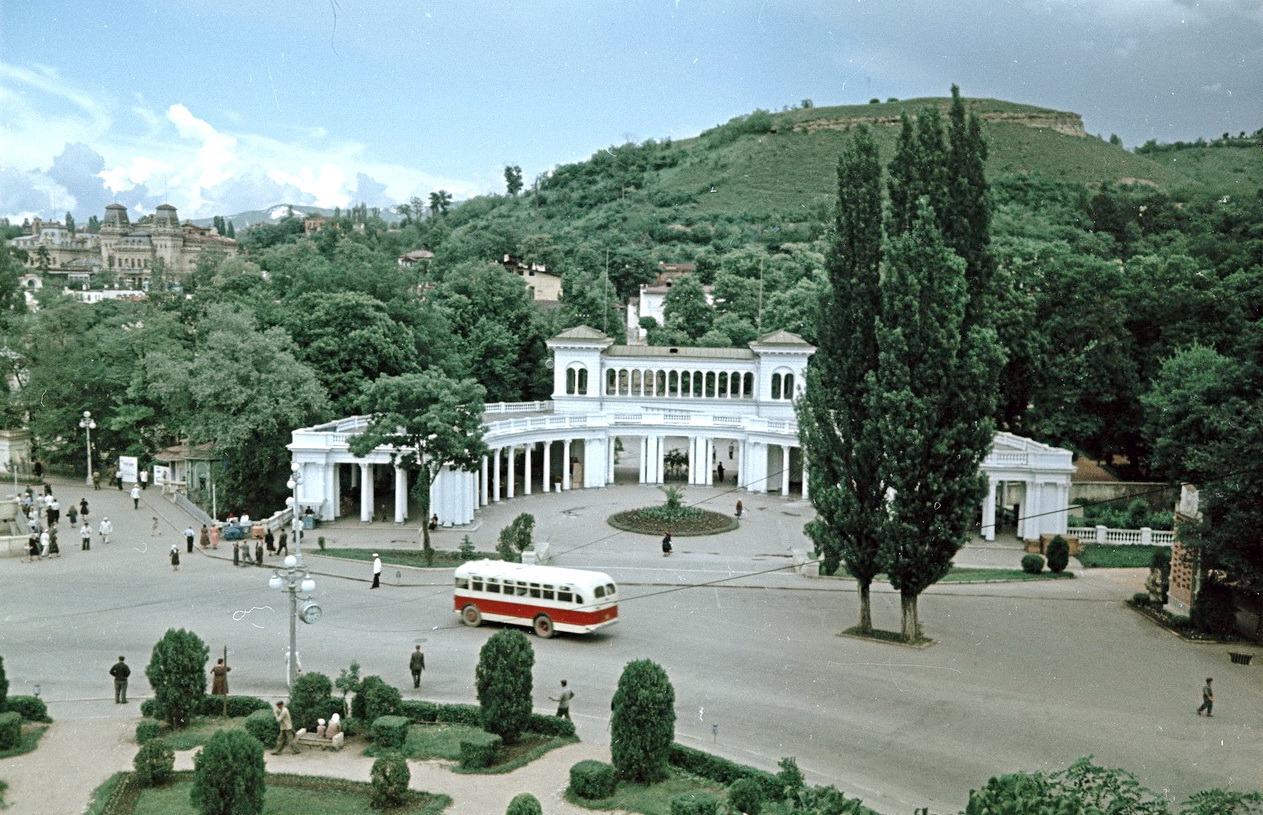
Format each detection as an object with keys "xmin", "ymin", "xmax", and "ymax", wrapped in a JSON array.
[
  {"xmin": 78, "ymin": 411, "xmax": 96, "ymax": 486},
  {"xmin": 268, "ymin": 555, "xmax": 319, "ymax": 688},
  {"xmin": 285, "ymin": 462, "xmax": 304, "ymax": 565}
]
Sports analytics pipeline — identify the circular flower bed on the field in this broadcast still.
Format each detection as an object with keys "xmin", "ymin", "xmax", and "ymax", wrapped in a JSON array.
[{"xmin": 607, "ymin": 505, "xmax": 738, "ymax": 536}]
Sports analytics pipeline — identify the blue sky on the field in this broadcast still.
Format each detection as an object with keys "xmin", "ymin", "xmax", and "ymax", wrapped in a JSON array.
[{"xmin": 2, "ymin": 0, "xmax": 1260, "ymax": 222}]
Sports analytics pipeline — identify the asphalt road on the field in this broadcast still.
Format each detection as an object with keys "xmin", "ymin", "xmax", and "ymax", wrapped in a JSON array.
[{"xmin": 1, "ymin": 479, "xmax": 1259, "ymax": 815}]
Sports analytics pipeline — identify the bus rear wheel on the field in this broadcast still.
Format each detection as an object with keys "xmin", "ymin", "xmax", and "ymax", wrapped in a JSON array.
[
  {"xmin": 461, "ymin": 605, "xmax": 482, "ymax": 627},
  {"xmin": 532, "ymin": 614, "xmax": 554, "ymax": 639}
]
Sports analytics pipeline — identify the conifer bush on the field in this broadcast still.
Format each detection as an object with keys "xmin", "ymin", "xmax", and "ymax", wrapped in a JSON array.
[
  {"xmin": 135, "ymin": 719, "xmax": 163, "ymax": 744},
  {"xmin": 289, "ymin": 671, "xmax": 333, "ymax": 731},
  {"xmin": 133, "ymin": 739, "xmax": 175, "ymax": 787},
  {"xmin": 191, "ymin": 730, "xmax": 265, "ymax": 815},
  {"xmin": 611, "ymin": 659, "xmax": 675, "ymax": 782},
  {"xmin": 369, "ymin": 753, "xmax": 410, "ymax": 809},
  {"xmin": 475, "ymin": 630, "xmax": 534, "ymax": 744},
  {"xmin": 728, "ymin": 777, "xmax": 764, "ymax": 814},
  {"xmin": 1021, "ymin": 554, "xmax": 1045, "ymax": 574},
  {"xmin": 1045, "ymin": 536, "xmax": 1070, "ymax": 573},
  {"xmin": 0, "ymin": 712, "xmax": 20, "ymax": 750},
  {"xmin": 506, "ymin": 792, "xmax": 543, "ymax": 815}
]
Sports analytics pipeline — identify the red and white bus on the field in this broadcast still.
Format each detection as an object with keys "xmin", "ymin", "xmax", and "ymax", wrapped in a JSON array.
[{"xmin": 453, "ymin": 559, "xmax": 619, "ymax": 638}]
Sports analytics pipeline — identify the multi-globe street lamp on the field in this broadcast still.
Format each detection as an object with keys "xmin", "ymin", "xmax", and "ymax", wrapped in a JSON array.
[
  {"xmin": 268, "ymin": 555, "xmax": 320, "ymax": 688},
  {"xmin": 285, "ymin": 462, "xmax": 305, "ymax": 565},
  {"xmin": 78, "ymin": 411, "xmax": 96, "ymax": 485}
]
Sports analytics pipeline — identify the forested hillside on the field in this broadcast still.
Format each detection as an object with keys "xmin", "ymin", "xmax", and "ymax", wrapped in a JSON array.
[{"xmin": 0, "ymin": 96, "xmax": 1259, "ymax": 517}]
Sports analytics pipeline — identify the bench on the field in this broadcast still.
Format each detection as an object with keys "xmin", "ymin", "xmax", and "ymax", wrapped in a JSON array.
[{"xmin": 294, "ymin": 729, "xmax": 345, "ymax": 750}]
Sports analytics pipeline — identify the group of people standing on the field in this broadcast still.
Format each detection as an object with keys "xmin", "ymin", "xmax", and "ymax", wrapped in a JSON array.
[{"xmin": 21, "ymin": 484, "xmax": 113, "ymax": 561}]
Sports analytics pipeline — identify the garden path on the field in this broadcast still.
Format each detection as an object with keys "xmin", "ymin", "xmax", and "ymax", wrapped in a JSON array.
[{"xmin": 0, "ymin": 716, "xmax": 136, "ymax": 815}]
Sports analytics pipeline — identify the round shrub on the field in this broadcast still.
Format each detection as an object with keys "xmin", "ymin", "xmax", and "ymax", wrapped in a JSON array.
[
  {"xmin": 371, "ymin": 715, "xmax": 409, "ymax": 749},
  {"xmin": 243, "ymin": 708, "xmax": 278, "ymax": 746},
  {"xmin": 570, "ymin": 759, "xmax": 617, "ymax": 799},
  {"xmin": 506, "ymin": 792, "xmax": 543, "ymax": 815},
  {"xmin": 135, "ymin": 719, "xmax": 163, "ymax": 744},
  {"xmin": 670, "ymin": 791, "xmax": 719, "ymax": 815},
  {"xmin": 1045, "ymin": 536, "xmax": 1070, "ymax": 573},
  {"xmin": 355, "ymin": 676, "xmax": 403, "ymax": 723},
  {"xmin": 1021, "ymin": 554, "xmax": 1044, "ymax": 574},
  {"xmin": 133, "ymin": 739, "xmax": 175, "ymax": 787},
  {"xmin": 728, "ymin": 777, "xmax": 764, "ymax": 815},
  {"xmin": 369, "ymin": 753, "xmax": 410, "ymax": 810},
  {"xmin": 191, "ymin": 730, "xmax": 265, "ymax": 815}
]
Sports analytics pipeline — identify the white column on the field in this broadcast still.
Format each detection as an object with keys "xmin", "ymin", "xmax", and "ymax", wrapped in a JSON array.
[
  {"xmin": 801, "ymin": 456, "xmax": 809, "ymax": 502},
  {"xmin": 542, "ymin": 441, "xmax": 552, "ymax": 493},
  {"xmin": 686, "ymin": 436, "xmax": 696, "ymax": 485},
  {"xmin": 325, "ymin": 463, "xmax": 338, "ymax": 520},
  {"xmin": 781, "ymin": 444, "xmax": 791, "ymax": 496},
  {"xmin": 704, "ymin": 438, "xmax": 714, "ymax": 486},
  {"xmin": 393, "ymin": 465, "xmax": 407, "ymax": 524},
  {"xmin": 982, "ymin": 476, "xmax": 997, "ymax": 541},
  {"xmin": 480, "ymin": 456, "xmax": 489, "ymax": 506},
  {"xmin": 655, "ymin": 437, "xmax": 665, "ymax": 485},
  {"xmin": 493, "ymin": 449, "xmax": 502, "ymax": 503},
  {"xmin": 638, "ymin": 437, "xmax": 648, "ymax": 484},
  {"xmin": 507, "ymin": 445, "xmax": 516, "ymax": 499},
  {"xmin": 359, "ymin": 463, "xmax": 373, "ymax": 522},
  {"xmin": 607, "ymin": 437, "xmax": 616, "ymax": 483},
  {"xmin": 562, "ymin": 439, "xmax": 572, "ymax": 490},
  {"xmin": 524, "ymin": 442, "xmax": 533, "ymax": 496}
]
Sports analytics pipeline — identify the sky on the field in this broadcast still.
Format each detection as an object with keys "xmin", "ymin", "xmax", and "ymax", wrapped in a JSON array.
[{"xmin": 1, "ymin": 0, "xmax": 1260, "ymax": 224}]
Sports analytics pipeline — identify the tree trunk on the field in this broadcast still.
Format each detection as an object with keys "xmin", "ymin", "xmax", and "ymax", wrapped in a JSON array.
[
  {"xmin": 857, "ymin": 580, "xmax": 873, "ymax": 635},
  {"xmin": 900, "ymin": 592, "xmax": 920, "ymax": 642},
  {"xmin": 415, "ymin": 467, "xmax": 434, "ymax": 553}
]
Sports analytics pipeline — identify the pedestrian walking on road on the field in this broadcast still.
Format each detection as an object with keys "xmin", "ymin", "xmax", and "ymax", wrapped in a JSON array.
[
  {"xmin": 371, "ymin": 553, "xmax": 382, "ymax": 588},
  {"xmin": 92, "ymin": 470, "xmax": 101, "ymax": 490},
  {"xmin": 409, "ymin": 645, "xmax": 426, "ymax": 688},
  {"xmin": 169, "ymin": 543, "xmax": 181, "ymax": 570},
  {"xmin": 151, "ymin": 516, "xmax": 160, "ymax": 536},
  {"xmin": 39, "ymin": 528, "xmax": 50, "ymax": 558},
  {"xmin": 550, "ymin": 679, "xmax": 574, "ymax": 719},
  {"xmin": 717, "ymin": 462, "xmax": 725, "ymax": 483},
  {"xmin": 661, "ymin": 531, "xmax": 673, "ymax": 556},
  {"xmin": 185, "ymin": 525, "xmax": 195, "ymax": 553},
  {"xmin": 254, "ymin": 539, "xmax": 264, "ymax": 567},
  {"xmin": 79, "ymin": 497, "xmax": 89, "ymax": 521},
  {"xmin": 80, "ymin": 521, "xmax": 92, "ymax": 551},
  {"xmin": 265, "ymin": 528, "xmax": 275, "ymax": 555},
  {"xmin": 109, "ymin": 656, "xmax": 130, "ymax": 704},
  {"xmin": 272, "ymin": 701, "xmax": 300, "ymax": 754},
  {"xmin": 26, "ymin": 533, "xmax": 39, "ymax": 562},
  {"xmin": 1197, "ymin": 677, "xmax": 1214, "ymax": 717},
  {"xmin": 233, "ymin": 541, "xmax": 241, "ymax": 567},
  {"xmin": 48, "ymin": 527, "xmax": 59, "ymax": 557},
  {"xmin": 67, "ymin": 504, "xmax": 78, "ymax": 527},
  {"xmin": 98, "ymin": 517, "xmax": 112, "ymax": 546},
  {"xmin": 139, "ymin": 468, "xmax": 149, "ymax": 490},
  {"xmin": 199, "ymin": 525, "xmax": 210, "ymax": 550},
  {"xmin": 211, "ymin": 659, "xmax": 231, "ymax": 696},
  {"xmin": 735, "ymin": 499, "xmax": 743, "ymax": 518},
  {"xmin": 131, "ymin": 484, "xmax": 141, "ymax": 509},
  {"xmin": 277, "ymin": 530, "xmax": 288, "ymax": 556}
]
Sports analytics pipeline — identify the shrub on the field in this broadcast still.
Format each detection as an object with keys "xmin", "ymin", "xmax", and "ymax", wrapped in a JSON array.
[
  {"xmin": 1045, "ymin": 536, "xmax": 1070, "ymax": 573},
  {"xmin": 506, "ymin": 792, "xmax": 543, "ymax": 815},
  {"xmin": 133, "ymin": 740, "xmax": 175, "ymax": 787},
  {"xmin": 191, "ymin": 730, "xmax": 265, "ymax": 815},
  {"xmin": 316, "ymin": 697, "xmax": 347, "ymax": 726},
  {"xmin": 371, "ymin": 715, "xmax": 409, "ymax": 749},
  {"xmin": 612, "ymin": 660, "xmax": 675, "ymax": 783},
  {"xmin": 476, "ymin": 630, "xmax": 534, "ymax": 744},
  {"xmin": 435, "ymin": 703, "xmax": 482, "ymax": 727},
  {"xmin": 243, "ymin": 709, "xmax": 278, "ymax": 746},
  {"xmin": 528, "ymin": 712, "xmax": 577, "ymax": 738},
  {"xmin": 289, "ymin": 671, "xmax": 333, "ymax": 731},
  {"xmin": 145, "ymin": 628, "xmax": 209, "ymax": 729},
  {"xmin": 0, "ymin": 711, "xmax": 21, "ymax": 750},
  {"xmin": 4, "ymin": 695, "xmax": 50, "ymax": 723},
  {"xmin": 1021, "ymin": 554, "xmax": 1045, "ymax": 574},
  {"xmin": 1132, "ymin": 592, "xmax": 1151, "ymax": 606},
  {"xmin": 1151, "ymin": 548, "xmax": 1171, "ymax": 571},
  {"xmin": 369, "ymin": 753, "xmax": 410, "ymax": 809},
  {"xmin": 569, "ymin": 759, "xmax": 617, "ymax": 799},
  {"xmin": 0, "ymin": 656, "xmax": 7, "ymax": 709},
  {"xmin": 355, "ymin": 676, "xmax": 403, "ymax": 723},
  {"xmin": 460, "ymin": 732, "xmax": 502, "ymax": 769},
  {"xmin": 459, "ymin": 535, "xmax": 477, "ymax": 562},
  {"xmin": 671, "ymin": 792, "xmax": 720, "ymax": 815},
  {"xmin": 778, "ymin": 757, "xmax": 805, "ymax": 800},
  {"xmin": 135, "ymin": 719, "xmax": 163, "ymax": 744},
  {"xmin": 1192, "ymin": 580, "xmax": 1237, "ymax": 635},
  {"xmin": 196, "ymin": 694, "xmax": 271, "ymax": 718},
  {"xmin": 669, "ymin": 744, "xmax": 781, "ymax": 802},
  {"xmin": 400, "ymin": 700, "xmax": 439, "ymax": 723},
  {"xmin": 729, "ymin": 777, "xmax": 764, "ymax": 814}
]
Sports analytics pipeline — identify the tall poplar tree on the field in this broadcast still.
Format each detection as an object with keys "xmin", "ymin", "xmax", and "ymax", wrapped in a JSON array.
[{"xmin": 796, "ymin": 126, "xmax": 886, "ymax": 634}]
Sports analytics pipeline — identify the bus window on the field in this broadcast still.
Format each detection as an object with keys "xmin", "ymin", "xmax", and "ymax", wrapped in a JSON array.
[
  {"xmin": 455, "ymin": 577, "xmax": 469, "ymax": 589},
  {"xmin": 605, "ymin": 583, "xmax": 616, "ymax": 596},
  {"xmin": 542, "ymin": 585, "xmax": 555, "ymax": 600},
  {"xmin": 557, "ymin": 588, "xmax": 573, "ymax": 603},
  {"xmin": 594, "ymin": 585, "xmax": 606, "ymax": 599},
  {"xmin": 471, "ymin": 578, "xmax": 482, "ymax": 591},
  {"xmin": 516, "ymin": 582, "xmax": 529, "ymax": 596},
  {"xmin": 574, "ymin": 594, "xmax": 584, "ymax": 605},
  {"xmin": 486, "ymin": 580, "xmax": 500, "ymax": 594},
  {"xmin": 529, "ymin": 583, "xmax": 541, "ymax": 598}
]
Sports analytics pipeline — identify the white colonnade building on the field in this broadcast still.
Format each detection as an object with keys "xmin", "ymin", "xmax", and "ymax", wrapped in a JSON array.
[{"xmin": 288, "ymin": 326, "xmax": 1073, "ymax": 541}]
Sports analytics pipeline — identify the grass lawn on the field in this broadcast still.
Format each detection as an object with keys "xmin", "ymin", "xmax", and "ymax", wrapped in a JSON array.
[
  {"xmin": 941, "ymin": 567, "xmax": 1075, "ymax": 582},
  {"xmin": 566, "ymin": 769, "xmax": 732, "ymax": 815},
  {"xmin": 98, "ymin": 772, "xmax": 449, "ymax": 815},
  {"xmin": 607, "ymin": 507, "xmax": 738, "ymax": 536},
  {"xmin": 154, "ymin": 716, "xmax": 248, "ymax": 751},
  {"xmin": 0, "ymin": 723, "xmax": 49, "ymax": 759},
  {"xmin": 320, "ymin": 548, "xmax": 492, "ymax": 569},
  {"xmin": 1078, "ymin": 544, "xmax": 1165, "ymax": 568},
  {"xmin": 363, "ymin": 723, "xmax": 576, "ymax": 773}
]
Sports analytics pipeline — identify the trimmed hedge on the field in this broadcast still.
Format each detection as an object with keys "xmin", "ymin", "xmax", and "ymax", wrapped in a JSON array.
[
  {"xmin": 135, "ymin": 719, "xmax": 163, "ymax": 744},
  {"xmin": 354, "ymin": 676, "xmax": 403, "ymax": 723},
  {"xmin": 459, "ymin": 732, "xmax": 502, "ymax": 769},
  {"xmin": 371, "ymin": 715, "xmax": 409, "ymax": 749},
  {"xmin": 244, "ymin": 708, "xmax": 278, "ymax": 746},
  {"xmin": 1021, "ymin": 554, "xmax": 1045, "ymax": 574},
  {"xmin": 0, "ymin": 711, "xmax": 21, "ymax": 750},
  {"xmin": 569, "ymin": 759, "xmax": 617, "ymax": 799},
  {"xmin": 143, "ymin": 694, "xmax": 270, "ymax": 720},
  {"xmin": 369, "ymin": 754, "xmax": 410, "ymax": 809},
  {"xmin": 669, "ymin": 743, "xmax": 782, "ymax": 802},
  {"xmin": 528, "ymin": 712, "xmax": 576, "ymax": 738},
  {"xmin": 671, "ymin": 792, "xmax": 720, "ymax": 815},
  {"xmin": 397, "ymin": 699, "xmax": 485, "ymax": 727},
  {"xmin": 133, "ymin": 740, "xmax": 175, "ymax": 787},
  {"xmin": 507, "ymin": 792, "xmax": 543, "ymax": 815},
  {"xmin": 5, "ymin": 695, "xmax": 50, "ymax": 723}
]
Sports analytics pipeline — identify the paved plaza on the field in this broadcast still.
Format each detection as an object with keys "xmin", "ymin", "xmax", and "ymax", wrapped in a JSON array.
[{"xmin": 0, "ymin": 475, "xmax": 1259, "ymax": 814}]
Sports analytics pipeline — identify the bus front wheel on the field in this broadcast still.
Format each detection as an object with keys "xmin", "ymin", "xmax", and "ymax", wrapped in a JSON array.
[
  {"xmin": 533, "ymin": 614, "xmax": 554, "ymax": 639},
  {"xmin": 461, "ymin": 605, "xmax": 482, "ymax": 627}
]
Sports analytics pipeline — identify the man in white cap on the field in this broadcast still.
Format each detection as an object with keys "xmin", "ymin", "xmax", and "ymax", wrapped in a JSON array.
[{"xmin": 371, "ymin": 553, "xmax": 382, "ymax": 589}]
